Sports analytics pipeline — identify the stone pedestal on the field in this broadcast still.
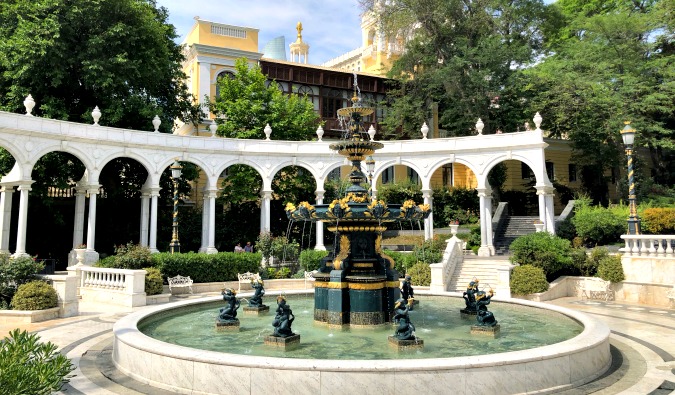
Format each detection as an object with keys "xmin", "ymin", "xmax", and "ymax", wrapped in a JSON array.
[
  {"xmin": 215, "ymin": 319, "xmax": 240, "ymax": 331},
  {"xmin": 264, "ymin": 334, "xmax": 300, "ymax": 350},
  {"xmin": 460, "ymin": 309, "xmax": 478, "ymax": 318},
  {"xmin": 388, "ymin": 336, "xmax": 424, "ymax": 351},
  {"xmin": 243, "ymin": 305, "xmax": 269, "ymax": 315},
  {"xmin": 470, "ymin": 324, "xmax": 500, "ymax": 337}
]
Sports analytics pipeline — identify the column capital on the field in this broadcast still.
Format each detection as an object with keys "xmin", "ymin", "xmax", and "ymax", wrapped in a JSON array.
[
  {"xmin": 261, "ymin": 190, "xmax": 273, "ymax": 199},
  {"xmin": 535, "ymin": 185, "xmax": 555, "ymax": 195},
  {"xmin": 206, "ymin": 189, "xmax": 218, "ymax": 199},
  {"xmin": 421, "ymin": 189, "xmax": 433, "ymax": 198},
  {"xmin": 17, "ymin": 184, "xmax": 32, "ymax": 192},
  {"xmin": 315, "ymin": 189, "xmax": 325, "ymax": 199}
]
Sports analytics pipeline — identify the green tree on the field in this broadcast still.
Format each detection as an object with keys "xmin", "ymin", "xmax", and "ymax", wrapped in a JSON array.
[
  {"xmin": 0, "ymin": 0, "xmax": 201, "ymax": 129},
  {"xmin": 524, "ymin": 0, "xmax": 675, "ymax": 200},
  {"xmin": 210, "ymin": 58, "xmax": 318, "ymax": 140},
  {"xmin": 359, "ymin": 0, "xmax": 549, "ymax": 138}
]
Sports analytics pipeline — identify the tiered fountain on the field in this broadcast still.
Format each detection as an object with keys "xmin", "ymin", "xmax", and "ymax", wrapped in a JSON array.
[{"xmin": 285, "ymin": 86, "xmax": 429, "ymax": 326}]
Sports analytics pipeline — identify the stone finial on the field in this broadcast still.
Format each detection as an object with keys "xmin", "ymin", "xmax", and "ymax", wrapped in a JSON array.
[
  {"xmin": 475, "ymin": 118, "xmax": 484, "ymax": 135},
  {"xmin": 264, "ymin": 123, "xmax": 272, "ymax": 140},
  {"xmin": 368, "ymin": 125, "xmax": 376, "ymax": 141},
  {"xmin": 421, "ymin": 122, "xmax": 429, "ymax": 139},
  {"xmin": 533, "ymin": 112, "xmax": 542, "ymax": 131},
  {"xmin": 152, "ymin": 115, "xmax": 161, "ymax": 132},
  {"xmin": 316, "ymin": 125, "xmax": 324, "ymax": 141},
  {"xmin": 92, "ymin": 106, "xmax": 101, "ymax": 126},
  {"xmin": 209, "ymin": 122, "xmax": 217, "ymax": 137},
  {"xmin": 23, "ymin": 94, "xmax": 35, "ymax": 116}
]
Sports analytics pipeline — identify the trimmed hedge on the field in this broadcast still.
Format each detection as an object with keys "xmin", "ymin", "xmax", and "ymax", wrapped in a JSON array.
[
  {"xmin": 641, "ymin": 207, "xmax": 675, "ymax": 235},
  {"xmin": 509, "ymin": 232, "xmax": 573, "ymax": 278},
  {"xmin": 144, "ymin": 267, "xmax": 164, "ymax": 295},
  {"xmin": 510, "ymin": 265, "xmax": 549, "ymax": 295},
  {"xmin": 11, "ymin": 281, "xmax": 58, "ymax": 310},
  {"xmin": 573, "ymin": 206, "xmax": 624, "ymax": 245},
  {"xmin": 152, "ymin": 252, "xmax": 261, "ymax": 283},
  {"xmin": 405, "ymin": 262, "xmax": 431, "ymax": 286},
  {"xmin": 597, "ymin": 255, "xmax": 625, "ymax": 283}
]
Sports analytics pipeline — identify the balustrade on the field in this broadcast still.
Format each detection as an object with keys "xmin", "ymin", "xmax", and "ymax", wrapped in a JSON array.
[{"xmin": 621, "ymin": 235, "xmax": 675, "ymax": 257}]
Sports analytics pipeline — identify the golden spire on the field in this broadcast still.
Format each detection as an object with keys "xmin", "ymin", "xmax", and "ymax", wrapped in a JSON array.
[{"xmin": 296, "ymin": 21, "xmax": 303, "ymax": 42}]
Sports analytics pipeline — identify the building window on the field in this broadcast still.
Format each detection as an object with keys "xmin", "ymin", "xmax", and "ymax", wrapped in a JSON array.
[
  {"xmin": 568, "ymin": 164, "xmax": 577, "ymax": 182},
  {"xmin": 382, "ymin": 167, "xmax": 394, "ymax": 184},
  {"xmin": 322, "ymin": 89, "xmax": 345, "ymax": 118},
  {"xmin": 521, "ymin": 163, "xmax": 534, "ymax": 179},
  {"xmin": 407, "ymin": 168, "xmax": 419, "ymax": 185},
  {"xmin": 545, "ymin": 161, "xmax": 555, "ymax": 180},
  {"xmin": 265, "ymin": 80, "xmax": 284, "ymax": 93},
  {"xmin": 211, "ymin": 25, "xmax": 247, "ymax": 38},
  {"xmin": 442, "ymin": 164, "xmax": 453, "ymax": 186}
]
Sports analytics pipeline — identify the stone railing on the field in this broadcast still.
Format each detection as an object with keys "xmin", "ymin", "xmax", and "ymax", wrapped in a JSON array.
[
  {"xmin": 71, "ymin": 266, "xmax": 146, "ymax": 307},
  {"xmin": 430, "ymin": 236, "xmax": 464, "ymax": 292},
  {"xmin": 620, "ymin": 235, "xmax": 675, "ymax": 256}
]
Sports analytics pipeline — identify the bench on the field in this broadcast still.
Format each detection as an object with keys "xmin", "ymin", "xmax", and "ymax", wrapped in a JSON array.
[
  {"xmin": 237, "ymin": 272, "xmax": 261, "ymax": 292},
  {"xmin": 580, "ymin": 277, "xmax": 612, "ymax": 301},
  {"xmin": 168, "ymin": 275, "xmax": 193, "ymax": 294}
]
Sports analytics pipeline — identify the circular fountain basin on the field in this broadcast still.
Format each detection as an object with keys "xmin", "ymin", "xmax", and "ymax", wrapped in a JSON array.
[{"xmin": 113, "ymin": 290, "xmax": 611, "ymax": 395}]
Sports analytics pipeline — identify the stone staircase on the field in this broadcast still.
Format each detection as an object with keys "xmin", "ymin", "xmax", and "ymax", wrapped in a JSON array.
[
  {"xmin": 493, "ymin": 216, "xmax": 538, "ymax": 255},
  {"xmin": 446, "ymin": 255, "xmax": 513, "ymax": 293}
]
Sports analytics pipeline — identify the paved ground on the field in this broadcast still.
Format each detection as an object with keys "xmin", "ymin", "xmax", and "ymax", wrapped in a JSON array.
[{"xmin": 2, "ymin": 294, "xmax": 674, "ymax": 395}]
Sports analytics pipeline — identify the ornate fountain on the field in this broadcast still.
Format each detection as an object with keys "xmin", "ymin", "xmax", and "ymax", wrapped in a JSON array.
[{"xmin": 285, "ymin": 82, "xmax": 430, "ymax": 327}]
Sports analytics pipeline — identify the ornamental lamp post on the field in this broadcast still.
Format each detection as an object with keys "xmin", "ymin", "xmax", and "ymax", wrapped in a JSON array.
[
  {"xmin": 170, "ymin": 160, "xmax": 183, "ymax": 253},
  {"xmin": 620, "ymin": 122, "xmax": 641, "ymax": 235},
  {"xmin": 366, "ymin": 155, "xmax": 375, "ymax": 199}
]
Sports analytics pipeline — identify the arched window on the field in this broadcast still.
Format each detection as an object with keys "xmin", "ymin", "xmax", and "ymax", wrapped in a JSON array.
[{"xmin": 265, "ymin": 80, "xmax": 284, "ymax": 93}]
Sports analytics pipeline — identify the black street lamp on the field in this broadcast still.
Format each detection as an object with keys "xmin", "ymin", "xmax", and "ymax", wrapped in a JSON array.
[
  {"xmin": 620, "ymin": 122, "xmax": 641, "ymax": 235},
  {"xmin": 170, "ymin": 160, "xmax": 183, "ymax": 253},
  {"xmin": 366, "ymin": 155, "xmax": 375, "ymax": 199}
]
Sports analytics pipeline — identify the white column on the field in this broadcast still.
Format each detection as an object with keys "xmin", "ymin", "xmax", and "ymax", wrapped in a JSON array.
[
  {"xmin": 72, "ymin": 187, "xmax": 87, "ymax": 248},
  {"xmin": 85, "ymin": 187, "xmax": 99, "ymax": 251},
  {"xmin": 199, "ymin": 190, "xmax": 209, "ymax": 253},
  {"xmin": 199, "ymin": 61, "xmax": 211, "ymax": 118},
  {"xmin": 13, "ymin": 183, "xmax": 32, "ymax": 257},
  {"xmin": 314, "ymin": 190, "xmax": 326, "ymax": 250},
  {"xmin": 477, "ymin": 189, "xmax": 491, "ymax": 257},
  {"xmin": 534, "ymin": 185, "xmax": 556, "ymax": 233},
  {"xmin": 206, "ymin": 190, "xmax": 218, "ymax": 253},
  {"xmin": 260, "ymin": 190, "xmax": 272, "ymax": 233},
  {"xmin": 422, "ymin": 189, "xmax": 433, "ymax": 241},
  {"xmin": 484, "ymin": 192, "xmax": 494, "ymax": 255},
  {"xmin": 139, "ymin": 191, "xmax": 150, "ymax": 247},
  {"xmin": 149, "ymin": 191, "xmax": 159, "ymax": 253},
  {"xmin": 0, "ymin": 186, "xmax": 14, "ymax": 253}
]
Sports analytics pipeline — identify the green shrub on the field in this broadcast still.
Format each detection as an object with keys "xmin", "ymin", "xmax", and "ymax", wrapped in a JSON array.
[
  {"xmin": 569, "ymin": 248, "xmax": 587, "ymax": 276},
  {"xmin": 266, "ymin": 267, "xmax": 292, "ymax": 279},
  {"xmin": 0, "ymin": 254, "xmax": 44, "ymax": 309},
  {"xmin": 11, "ymin": 281, "xmax": 58, "ymax": 311},
  {"xmin": 298, "ymin": 249, "xmax": 329, "ymax": 272},
  {"xmin": 413, "ymin": 236, "xmax": 445, "ymax": 264},
  {"xmin": 271, "ymin": 237, "xmax": 299, "ymax": 263},
  {"xmin": 510, "ymin": 265, "xmax": 549, "ymax": 295},
  {"xmin": 0, "ymin": 329, "xmax": 74, "ymax": 394},
  {"xmin": 152, "ymin": 252, "xmax": 261, "ymax": 283},
  {"xmin": 144, "ymin": 267, "xmax": 164, "ymax": 296},
  {"xmin": 573, "ymin": 206, "xmax": 624, "ymax": 245},
  {"xmin": 256, "ymin": 231, "xmax": 274, "ymax": 265},
  {"xmin": 405, "ymin": 262, "xmax": 431, "ymax": 286},
  {"xmin": 641, "ymin": 208, "xmax": 675, "ymax": 234},
  {"xmin": 509, "ymin": 232, "xmax": 573, "ymax": 278},
  {"xmin": 584, "ymin": 247, "xmax": 610, "ymax": 276},
  {"xmin": 383, "ymin": 250, "xmax": 417, "ymax": 274},
  {"xmin": 597, "ymin": 255, "xmax": 625, "ymax": 283},
  {"xmin": 467, "ymin": 227, "xmax": 481, "ymax": 249},
  {"xmin": 113, "ymin": 243, "xmax": 153, "ymax": 269},
  {"xmin": 555, "ymin": 217, "xmax": 577, "ymax": 241},
  {"xmin": 95, "ymin": 255, "xmax": 117, "ymax": 268}
]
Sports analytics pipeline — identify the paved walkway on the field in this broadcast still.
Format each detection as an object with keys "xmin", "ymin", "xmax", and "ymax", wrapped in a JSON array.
[{"xmin": 2, "ymin": 295, "xmax": 674, "ymax": 395}]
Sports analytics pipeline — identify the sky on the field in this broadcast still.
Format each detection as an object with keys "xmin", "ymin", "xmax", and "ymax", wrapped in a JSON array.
[{"xmin": 156, "ymin": 0, "xmax": 364, "ymax": 65}]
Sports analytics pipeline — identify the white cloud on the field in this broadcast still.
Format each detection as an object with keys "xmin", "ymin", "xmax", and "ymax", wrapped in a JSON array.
[{"xmin": 157, "ymin": 0, "xmax": 363, "ymax": 64}]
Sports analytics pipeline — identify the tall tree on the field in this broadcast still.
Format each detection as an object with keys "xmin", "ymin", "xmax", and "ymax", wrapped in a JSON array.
[
  {"xmin": 210, "ymin": 58, "xmax": 319, "ymax": 240},
  {"xmin": 0, "ymin": 0, "xmax": 201, "ymax": 130},
  {"xmin": 360, "ymin": 0, "xmax": 549, "ymax": 138},
  {"xmin": 524, "ymin": 0, "xmax": 675, "ymax": 200}
]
